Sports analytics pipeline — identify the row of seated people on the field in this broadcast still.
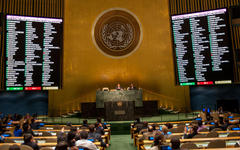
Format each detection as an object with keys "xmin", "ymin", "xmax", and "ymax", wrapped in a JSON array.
[
  {"xmin": 0, "ymin": 113, "xmax": 108, "ymax": 136},
  {"xmin": 1, "ymin": 124, "xmax": 108, "ymax": 150},
  {"xmin": 0, "ymin": 113, "xmax": 109, "ymax": 150},
  {"xmin": 139, "ymin": 131, "xmax": 240, "ymax": 150},
  {"xmin": 57, "ymin": 124, "xmax": 109, "ymax": 148},
  {"xmin": 133, "ymin": 112, "xmax": 240, "ymax": 135},
  {"xmin": 141, "ymin": 132, "xmax": 180, "ymax": 150},
  {"xmin": 199, "ymin": 107, "xmax": 240, "ymax": 123},
  {"xmin": 1, "ymin": 131, "xmax": 101, "ymax": 150},
  {"xmin": 0, "ymin": 113, "xmax": 43, "ymax": 136},
  {"xmin": 131, "ymin": 116, "xmax": 240, "ymax": 149},
  {"xmin": 40, "ymin": 118, "xmax": 109, "ymax": 130},
  {"xmin": 137, "ymin": 120, "xmax": 240, "ymax": 141}
]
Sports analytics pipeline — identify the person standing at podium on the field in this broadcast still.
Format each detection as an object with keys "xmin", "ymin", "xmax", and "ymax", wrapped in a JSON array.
[
  {"xmin": 116, "ymin": 83, "xmax": 122, "ymax": 90},
  {"xmin": 127, "ymin": 83, "xmax": 136, "ymax": 90}
]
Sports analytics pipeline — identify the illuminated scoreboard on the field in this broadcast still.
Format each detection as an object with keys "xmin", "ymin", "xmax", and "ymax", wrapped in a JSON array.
[
  {"xmin": 5, "ymin": 15, "xmax": 63, "ymax": 91},
  {"xmin": 171, "ymin": 8, "xmax": 234, "ymax": 86}
]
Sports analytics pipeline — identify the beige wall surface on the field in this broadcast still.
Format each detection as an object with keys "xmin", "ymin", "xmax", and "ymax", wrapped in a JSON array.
[{"xmin": 49, "ymin": 0, "xmax": 190, "ymax": 116}]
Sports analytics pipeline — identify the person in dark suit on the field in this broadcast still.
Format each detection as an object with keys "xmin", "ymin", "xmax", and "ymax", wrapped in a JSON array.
[
  {"xmin": 133, "ymin": 118, "xmax": 143, "ymax": 134},
  {"xmin": 57, "ymin": 127, "xmax": 67, "ymax": 144},
  {"xmin": 67, "ymin": 127, "xmax": 77, "ymax": 147},
  {"xmin": 55, "ymin": 141, "xmax": 68, "ymax": 150},
  {"xmin": 140, "ymin": 125, "xmax": 155, "ymax": 141},
  {"xmin": 22, "ymin": 122, "xmax": 35, "ymax": 136},
  {"xmin": 22, "ymin": 134, "xmax": 39, "ymax": 150},
  {"xmin": 171, "ymin": 137, "xmax": 180, "ymax": 150},
  {"xmin": 88, "ymin": 125, "xmax": 108, "ymax": 148},
  {"xmin": 95, "ymin": 123, "xmax": 105, "ymax": 135},
  {"xmin": 81, "ymin": 120, "xmax": 89, "ymax": 129},
  {"xmin": 183, "ymin": 125, "xmax": 198, "ymax": 139},
  {"xmin": 139, "ymin": 121, "xmax": 149, "ymax": 134},
  {"xmin": 221, "ymin": 118, "xmax": 229, "ymax": 131},
  {"xmin": 96, "ymin": 117, "xmax": 107, "ymax": 129},
  {"xmin": 127, "ymin": 83, "xmax": 137, "ymax": 90}
]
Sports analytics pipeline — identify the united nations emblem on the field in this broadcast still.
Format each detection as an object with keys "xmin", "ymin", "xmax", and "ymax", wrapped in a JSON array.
[
  {"xmin": 117, "ymin": 101, "xmax": 123, "ymax": 107},
  {"xmin": 93, "ymin": 8, "xmax": 142, "ymax": 58}
]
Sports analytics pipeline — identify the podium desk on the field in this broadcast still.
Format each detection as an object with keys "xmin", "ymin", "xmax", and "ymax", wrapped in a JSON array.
[
  {"xmin": 96, "ymin": 89, "xmax": 143, "ymax": 108},
  {"xmin": 104, "ymin": 101, "xmax": 135, "ymax": 121}
]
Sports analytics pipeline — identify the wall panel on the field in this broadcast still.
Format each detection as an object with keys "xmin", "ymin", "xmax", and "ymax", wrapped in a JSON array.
[{"xmin": 47, "ymin": 0, "xmax": 190, "ymax": 116}]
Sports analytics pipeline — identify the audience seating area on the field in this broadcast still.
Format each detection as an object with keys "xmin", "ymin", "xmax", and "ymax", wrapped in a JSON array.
[
  {"xmin": 1, "ymin": 110, "xmax": 240, "ymax": 150},
  {"xmin": 131, "ymin": 110, "xmax": 240, "ymax": 150},
  {"xmin": 0, "ymin": 113, "xmax": 111, "ymax": 150}
]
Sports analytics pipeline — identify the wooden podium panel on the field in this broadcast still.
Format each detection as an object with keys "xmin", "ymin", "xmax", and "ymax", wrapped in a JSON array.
[
  {"xmin": 104, "ymin": 101, "xmax": 134, "ymax": 121},
  {"xmin": 96, "ymin": 90, "xmax": 143, "ymax": 108}
]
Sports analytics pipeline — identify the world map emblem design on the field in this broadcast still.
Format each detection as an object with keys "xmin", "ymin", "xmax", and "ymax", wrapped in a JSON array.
[{"xmin": 93, "ymin": 9, "xmax": 142, "ymax": 58}]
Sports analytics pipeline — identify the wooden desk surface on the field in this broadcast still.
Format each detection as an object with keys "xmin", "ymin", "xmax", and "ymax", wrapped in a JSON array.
[
  {"xmin": 131, "ymin": 120, "xmax": 193, "ymax": 126},
  {"xmin": 6, "ymin": 136, "xmax": 57, "ymax": 139},
  {"xmin": 0, "ymin": 142, "xmax": 101, "ymax": 146},
  {"xmin": 141, "ymin": 145, "xmax": 240, "ymax": 150},
  {"xmin": 45, "ymin": 124, "xmax": 111, "ymax": 127},
  {"xmin": 11, "ymin": 120, "xmax": 42, "ymax": 124},
  {"xmin": 137, "ymin": 130, "xmax": 240, "ymax": 137},
  {"xmin": 141, "ymin": 138, "xmax": 240, "ymax": 150},
  {"xmin": 194, "ymin": 148, "xmax": 240, "ymax": 150},
  {"xmin": 5, "ymin": 135, "xmax": 107, "ymax": 140},
  {"xmin": 0, "ymin": 143, "xmax": 57, "ymax": 147},
  {"xmin": 142, "ymin": 136, "xmax": 240, "ymax": 144},
  {"xmin": 33, "ymin": 129, "xmax": 110, "ymax": 132}
]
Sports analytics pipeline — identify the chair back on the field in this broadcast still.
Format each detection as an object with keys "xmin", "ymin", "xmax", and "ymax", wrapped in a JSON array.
[
  {"xmin": 227, "ymin": 132, "xmax": 240, "ymax": 137},
  {"xmin": 45, "ymin": 138, "xmax": 57, "ymax": 143},
  {"xmin": 192, "ymin": 134, "xmax": 207, "ymax": 138},
  {"xmin": 4, "ymin": 138, "xmax": 16, "ymax": 143},
  {"xmin": 20, "ymin": 145, "xmax": 34, "ymax": 150},
  {"xmin": 211, "ymin": 128, "xmax": 222, "ymax": 132},
  {"xmin": 168, "ymin": 128, "xmax": 182, "ymax": 133},
  {"xmin": 176, "ymin": 125, "xmax": 185, "ymax": 132},
  {"xmin": 39, "ymin": 127, "xmax": 48, "ymax": 130},
  {"xmin": 0, "ymin": 144, "xmax": 11, "ymax": 150},
  {"xmin": 206, "ymin": 131, "xmax": 219, "ymax": 138},
  {"xmin": 42, "ymin": 132, "xmax": 52, "ymax": 136},
  {"xmin": 81, "ymin": 126, "xmax": 88, "ymax": 129},
  {"xmin": 139, "ymin": 129, "xmax": 148, "ymax": 134},
  {"xmin": 180, "ymin": 142, "xmax": 198, "ymax": 149},
  {"xmin": 198, "ymin": 128, "xmax": 209, "ymax": 132},
  {"xmin": 169, "ymin": 135, "xmax": 181, "ymax": 140},
  {"xmin": 135, "ymin": 123, "xmax": 143, "ymax": 133},
  {"xmin": 64, "ymin": 126, "xmax": 71, "ymax": 130},
  {"xmin": 207, "ymin": 140, "xmax": 226, "ymax": 148},
  {"xmin": 53, "ymin": 125, "xmax": 62, "ymax": 130},
  {"xmin": 40, "ymin": 147, "xmax": 53, "ymax": 150}
]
